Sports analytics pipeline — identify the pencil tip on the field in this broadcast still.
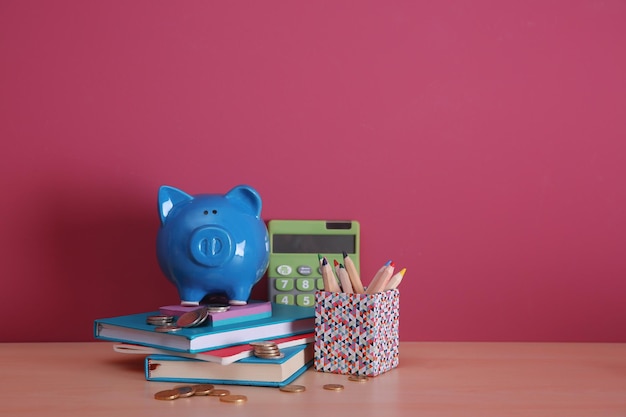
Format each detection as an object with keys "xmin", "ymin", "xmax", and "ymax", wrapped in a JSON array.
[
  {"xmin": 339, "ymin": 263, "xmax": 345, "ymax": 269},
  {"xmin": 342, "ymin": 251, "xmax": 348, "ymax": 258},
  {"xmin": 399, "ymin": 268, "xmax": 406, "ymax": 276},
  {"xmin": 317, "ymin": 254, "xmax": 323, "ymax": 261},
  {"xmin": 333, "ymin": 259, "xmax": 339, "ymax": 267},
  {"xmin": 322, "ymin": 257, "xmax": 328, "ymax": 266}
]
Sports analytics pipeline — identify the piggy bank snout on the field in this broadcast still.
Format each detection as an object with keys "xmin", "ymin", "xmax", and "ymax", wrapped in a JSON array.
[{"xmin": 189, "ymin": 225, "xmax": 233, "ymax": 267}]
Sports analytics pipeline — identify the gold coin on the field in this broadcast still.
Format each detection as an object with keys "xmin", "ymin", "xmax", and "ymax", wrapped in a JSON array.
[
  {"xmin": 279, "ymin": 384, "xmax": 306, "ymax": 393},
  {"xmin": 154, "ymin": 389, "xmax": 180, "ymax": 400},
  {"xmin": 174, "ymin": 385, "xmax": 196, "ymax": 397},
  {"xmin": 208, "ymin": 389, "xmax": 230, "ymax": 397},
  {"xmin": 348, "ymin": 375, "xmax": 369, "ymax": 383},
  {"xmin": 192, "ymin": 384, "xmax": 215, "ymax": 395},
  {"xmin": 219, "ymin": 394, "xmax": 247, "ymax": 404},
  {"xmin": 323, "ymin": 383, "xmax": 344, "ymax": 391}
]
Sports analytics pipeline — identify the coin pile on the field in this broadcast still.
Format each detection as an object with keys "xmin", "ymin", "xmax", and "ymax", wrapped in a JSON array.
[
  {"xmin": 176, "ymin": 307, "xmax": 210, "ymax": 328},
  {"xmin": 149, "ymin": 304, "xmax": 232, "ymax": 333},
  {"xmin": 206, "ymin": 304, "xmax": 230, "ymax": 313},
  {"xmin": 146, "ymin": 315, "xmax": 182, "ymax": 333},
  {"xmin": 146, "ymin": 315, "xmax": 174, "ymax": 326},
  {"xmin": 249, "ymin": 341, "xmax": 284, "ymax": 359},
  {"xmin": 154, "ymin": 384, "xmax": 247, "ymax": 404}
]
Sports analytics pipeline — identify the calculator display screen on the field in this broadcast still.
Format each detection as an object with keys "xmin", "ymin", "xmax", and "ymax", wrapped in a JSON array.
[{"xmin": 272, "ymin": 234, "xmax": 355, "ymax": 254}]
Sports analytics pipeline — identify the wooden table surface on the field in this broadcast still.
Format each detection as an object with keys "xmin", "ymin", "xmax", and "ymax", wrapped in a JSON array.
[{"xmin": 0, "ymin": 341, "xmax": 624, "ymax": 416}]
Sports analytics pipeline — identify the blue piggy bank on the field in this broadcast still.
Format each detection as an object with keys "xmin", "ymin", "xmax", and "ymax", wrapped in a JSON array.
[{"xmin": 156, "ymin": 184, "xmax": 270, "ymax": 306}]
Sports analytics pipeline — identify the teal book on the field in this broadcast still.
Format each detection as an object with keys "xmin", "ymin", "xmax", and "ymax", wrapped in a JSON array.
[
  {"xmin": 145, "ymin": 343, "xmax": 313, "ymax": 387},
  {"xmin": 94, "ymin": 303, "xmax": 315, "ymax": 353}
]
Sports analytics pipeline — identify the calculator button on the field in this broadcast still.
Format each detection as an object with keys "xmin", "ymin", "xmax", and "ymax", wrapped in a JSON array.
[
  {"xmin": 296, "ymin": 278, "xmax": 314, "ymax": 292},
  {"xmin": 297, "ymin": 265, "xmax": 312, "ymax": 276},
  {"xmin": 276, "ymin": 265, "xmax": 292, "ymax": 276},
  {"xmin": 316, "ymin": 278, "xmax": 325, "ymax": 290},
  {"xmin": 274, "ymin": 278, "xmax": 294, "ymax": 291},
  {"xmin": 296, "ymin": 294, "xmax": 315, "ymax": 307},
  {"xmin": 275, "ymin": 294, "xmax": 294, "ymax": 305}
]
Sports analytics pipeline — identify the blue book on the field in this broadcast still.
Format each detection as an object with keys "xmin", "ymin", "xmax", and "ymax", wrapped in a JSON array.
[
  {"xmin": 145, "ymin": 343, "xmax": 313, "ymax": 387},
  {"xmin": 94, "ymin": 303, "xmax": 315, "ymax": 353}
]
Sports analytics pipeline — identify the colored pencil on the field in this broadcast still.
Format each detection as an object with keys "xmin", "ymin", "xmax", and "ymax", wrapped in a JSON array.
[
  {"xmin": 336, "ymin": 262, "xmax": 354, "ymax": 293},
  {"xmin": 365, "ymin": 260, "xmax": 395, "ymax": 294},
  {"xmin": 343, "ymin": 251, "xmax": 365, "ymax": 293},
  {"xmin": 319, "ymin": 255, "xmax": 340, "ymax": 292},
  {"xmin": 384, "ymin": 268, "xmax": 406, "ymax": 290}
]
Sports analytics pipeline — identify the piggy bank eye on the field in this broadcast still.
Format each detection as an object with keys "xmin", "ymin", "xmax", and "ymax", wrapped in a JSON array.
[{"xmin": 203, "ymin": 210, "xmax": 218, "ymax": 215}]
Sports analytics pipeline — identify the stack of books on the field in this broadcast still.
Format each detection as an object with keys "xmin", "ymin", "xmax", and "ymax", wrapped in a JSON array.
[{"xmin": 93, "ymin": 301, "xmax": 316, "ymax": 387}]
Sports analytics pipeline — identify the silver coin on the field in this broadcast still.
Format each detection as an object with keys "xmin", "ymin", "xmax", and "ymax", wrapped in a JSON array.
[
  {"xmin": 254, "ymin": 351, "xmax": 283, "ymax": 356},
  {"xmin": 253, "ymin": 348, "xmax": 281, "ymax": 353},
  {"xmin": 253, "ymin": 345, "xmax": 280, "ymax": 351},
  {"xmin": 250, "ymin": 341, "xmax": 278, "ymax": 348},
  {"xmin": 195, "ymin": 307, "xmax": 210, "ymax": 326},
  {"xmin": 155, "ymin": 324, "xmax": 182, "ymax": 332},
  {"xmin": 146, "ymin": 315, "xmax": 174, "ymax": 325},
  {"xmin": 206, "ymin": 304, "xmax": 230, "ymax": 313},
  {"xmin": 254, "ymin": 352, "xmax": 284, "ymax": 359}
]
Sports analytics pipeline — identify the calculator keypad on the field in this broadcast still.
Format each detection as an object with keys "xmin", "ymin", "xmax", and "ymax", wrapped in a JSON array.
[{"xmin": 270, "ymin": 264, "xmax": 324, "ymax": 307}]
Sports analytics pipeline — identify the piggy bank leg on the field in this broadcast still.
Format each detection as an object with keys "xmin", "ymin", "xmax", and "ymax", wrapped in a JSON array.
[
  {"xmin": 178, "ymin": 287, "xmax": 206, "ymax": 306},
  {"xmin": 226, "ymin": 286, "xmax": 252, "ymax": 306}
]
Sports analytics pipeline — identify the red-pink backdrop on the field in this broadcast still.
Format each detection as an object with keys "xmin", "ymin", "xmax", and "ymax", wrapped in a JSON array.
[{"xmin": 2, "ymin": 1, "xmax": 625, "ymax": 342}]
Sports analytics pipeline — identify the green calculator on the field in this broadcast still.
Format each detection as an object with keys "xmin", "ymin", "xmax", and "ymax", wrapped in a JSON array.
[{"xmin": 267, "ymin": 220, "xmax": 360, "ymax": 307}]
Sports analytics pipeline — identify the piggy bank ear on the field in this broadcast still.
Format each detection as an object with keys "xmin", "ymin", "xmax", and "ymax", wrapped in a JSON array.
[
  {"xmin": 225, "ymin": 185, "xmax": 262, "ymax": 218},
  {"xmin": 158, "ymin": 185, "xmax": 194, "ymax": 224}
]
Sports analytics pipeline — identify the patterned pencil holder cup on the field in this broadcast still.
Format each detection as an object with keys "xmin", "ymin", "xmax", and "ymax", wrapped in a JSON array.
[{"xmin": 313, "ymin": 289, "xmax": 399, "ymax": 377}]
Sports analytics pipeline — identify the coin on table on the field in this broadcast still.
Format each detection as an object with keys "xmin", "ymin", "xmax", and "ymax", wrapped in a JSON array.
[
  {"xmin": 323, "ymin": 384, "xmax": 345, "ymax": 391},
  {"xmin": 192, "ymin": 384, "xmax": 215, "ymax": 395},
  {"xmin": 348, "ymin": 375, "xmax": 369, "ymax": 383},
  {"xmin": 174, "ymin": 385, "xmax": 196, "ymax": 397},
  {"xmin": 154, "ymin": 389, "xmax": 180, "ymax": 400},
  {"xmin": 279, "ymin": 384, "xmax": 306, "ymax": 393},
  {"xmin": 219, "ymin": 394, "xmax": 247, "ymax": 404},
  {"xmin": 208, "ymin": 389, "xmax": 230, "ymax": 397}
]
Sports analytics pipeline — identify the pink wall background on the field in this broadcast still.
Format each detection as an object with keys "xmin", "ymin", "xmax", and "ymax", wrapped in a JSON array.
[{"xmin": 1, "ymin": 1, "xmax": 625, "ymax": 342}]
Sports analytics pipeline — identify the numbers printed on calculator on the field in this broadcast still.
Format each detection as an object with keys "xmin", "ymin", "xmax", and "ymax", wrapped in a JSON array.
[{"xmin": 272, "ymin": 275, "xmax": 324, "ymax": 307}]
